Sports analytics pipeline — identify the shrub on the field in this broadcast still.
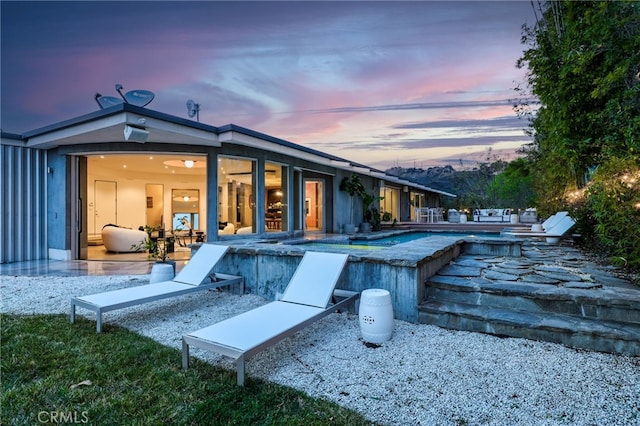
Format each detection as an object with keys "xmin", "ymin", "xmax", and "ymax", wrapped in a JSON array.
[{"xmin": 582, "ymin": 157, "xmax": 640, "ymax": 269}]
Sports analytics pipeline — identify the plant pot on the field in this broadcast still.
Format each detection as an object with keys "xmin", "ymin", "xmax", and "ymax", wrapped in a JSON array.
[
  {"xmin": 150, "ymin": 262, "xmax": 175, "ymax": 283},
  {"xmin": 343, "ymin": 223, "xmax": 356, "ymax": 234},
  {"xmin": 360, "ymin": 222, "xmax": 371, "ymax": 233}
]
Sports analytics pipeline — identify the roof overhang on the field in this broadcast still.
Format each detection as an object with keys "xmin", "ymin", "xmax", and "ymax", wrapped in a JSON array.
[{"xmin": 22, "ymin": 105, "xmax": 220, "ymax": 149}]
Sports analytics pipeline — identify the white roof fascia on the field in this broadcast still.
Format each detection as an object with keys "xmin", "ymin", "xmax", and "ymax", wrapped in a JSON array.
[
  {"xmin": 350, "ymin": 166, "xmax": 371, "ymax": 174},
  {"xmin": 125, "ymin": 113, "xmax": 219, "ymax": 146},
  {"xmin": 219, "ymin": 131, "xmax": 344, "ymax": 169},
  {"xmin": 25, "ymin": 114, "xmax": 126, "ymax": 149}
]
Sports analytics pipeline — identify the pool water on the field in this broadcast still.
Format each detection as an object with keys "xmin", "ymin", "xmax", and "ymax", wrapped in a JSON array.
[{"xmin": 296, "ymin": 231, "xmax": 500, "ymax": 249}]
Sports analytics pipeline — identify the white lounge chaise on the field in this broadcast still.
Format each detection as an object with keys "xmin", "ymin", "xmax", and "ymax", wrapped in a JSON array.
[
  {"xmin": 70, "ymin": 244, "xmax": 243, "ymax": 332},
  {"xmin": 502, "ymin": 215, "xmax": 576, "ymax": 244},
  {"xmin": 181, "ymin": 251, "xmax": 359, "ymax": 386},
  {"xmin": 503, "ymin": 211, "xmax": 569, "ymax": 233}
]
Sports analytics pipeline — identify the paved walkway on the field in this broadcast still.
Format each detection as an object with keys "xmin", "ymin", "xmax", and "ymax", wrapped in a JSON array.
[{"xmin": 440, "ymin": 239, "xmax": 638, "ymax": 291}]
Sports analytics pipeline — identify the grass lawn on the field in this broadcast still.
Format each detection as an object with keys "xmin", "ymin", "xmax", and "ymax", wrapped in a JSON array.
[{"xmin": 1, "ymin": 314, "xmax": 375, "ymax": 425}]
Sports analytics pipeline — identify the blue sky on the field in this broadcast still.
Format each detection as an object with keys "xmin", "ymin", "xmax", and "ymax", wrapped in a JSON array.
[{"xmin": 1, "ymin": 1, "xmax": 537, "ymax": 169}]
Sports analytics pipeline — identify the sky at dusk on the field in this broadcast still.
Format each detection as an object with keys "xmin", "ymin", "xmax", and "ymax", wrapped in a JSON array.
[{"xmin": 1, "ymin": 1, "xmax": 538, "ymax": 170}]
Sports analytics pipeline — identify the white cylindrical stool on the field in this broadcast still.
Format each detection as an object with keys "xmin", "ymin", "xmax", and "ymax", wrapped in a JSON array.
[
  {"xmin": 359, "ymin": 289, "xmax": 394, "ymax": 343},
  {"xmin": 149, "ymin": 262, "xmax": 175, "ymax": 283}
]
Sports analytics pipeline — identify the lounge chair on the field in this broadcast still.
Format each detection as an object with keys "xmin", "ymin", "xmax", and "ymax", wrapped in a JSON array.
[
  {"xmin": 503, "ymin": 215, "xmax": 576, "ymax": 243},
  {"xmin": 534, "ymin": 211, "xmax": 569, "ymax": 232},
  {"xmin": 181, "ymin": 251, "xmax": 359, "ymax": 386},
  {"xmin": 503, "ymin": 211, "xmax": 569, "ymax": 233},
  {"xmin": 70, "ymin": 244, "xmax": 244, "ymax": 332}
]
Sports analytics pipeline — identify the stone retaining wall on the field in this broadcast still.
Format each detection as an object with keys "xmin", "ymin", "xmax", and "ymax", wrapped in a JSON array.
[{"xmin": 198, "ymin": 237, "xmax": 522, "ymax": 323}]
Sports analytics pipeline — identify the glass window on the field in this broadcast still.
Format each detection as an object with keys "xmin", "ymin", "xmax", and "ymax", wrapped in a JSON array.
[
  {"xmin": 218, "ymin": 156, "xmax": 256, "ymax": 235},
  {"xmin": 265, "ymin": 162, "xmax": 288, "ymax": 232},
  {"xmin": 410, "ymin": 192, "xmax": 426, "ymax": 221},
  {"xmin": 172, "ymin": 189, "xmax": 200, "ymax": 230},
  {"xmin": 380, "ymin": 187, "xmax": 400, "ymax": 222}
]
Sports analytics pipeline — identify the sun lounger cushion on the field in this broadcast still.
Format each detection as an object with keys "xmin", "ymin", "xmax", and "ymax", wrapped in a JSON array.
[
  {"xmin": 280, "ymin": 251, "xmax": 349, "ymax": 308},
  {"xmin": 182, "ymin": 251, "xmax": 357, "ymax": 385},
  {"xmin": 70, "ymin": 244, "xmax": 243, "ymax": 332},
  {"xmin": 187, "ymin": 301, "xmax": 325, "ymax": 352}
]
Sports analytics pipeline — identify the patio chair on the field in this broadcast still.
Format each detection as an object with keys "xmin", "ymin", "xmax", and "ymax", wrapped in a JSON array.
[
  {"xmin": 503, "ymin": 211, "xmax": 569, "ymax": 233},
  {"xmin": 503, "ymin": 215, "xmax": 576, "ymax": 243},
  {"xmin": 181, "ymin": 251, "xmax": 359, "ymax": 386},
  {"xmin": 70, "ymin": 244, "xmax": 244, "ymax": 332},
  {"xmin": 535, "ymin": 211, "xmax": 569, "ymax": 231}
]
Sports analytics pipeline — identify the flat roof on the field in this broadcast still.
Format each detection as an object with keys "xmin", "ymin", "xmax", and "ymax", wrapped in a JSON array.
[{"xmin": 4, "ymin": 103, "xmax": 455, "ymax": 197}]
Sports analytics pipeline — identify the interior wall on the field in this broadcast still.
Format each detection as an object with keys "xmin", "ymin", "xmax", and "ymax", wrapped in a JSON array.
[{"xmin": 87, "ymin": 161, "xmax": 206, "ymax": 235}]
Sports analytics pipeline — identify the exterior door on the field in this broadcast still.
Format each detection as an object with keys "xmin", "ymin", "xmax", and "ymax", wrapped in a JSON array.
[
  {"xmin": 304, "ymin": 180, "xmax": 324, "ymax": 231},
  {"xmin": 95, "ymin": 180, "xmax": 117, "ymax": 233}
]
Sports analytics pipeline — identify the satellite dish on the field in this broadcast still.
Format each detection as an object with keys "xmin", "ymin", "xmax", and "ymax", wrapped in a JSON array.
[
  {"xmin": 186, "ymin": 99, "xmax": 200, "ymax": 121},
  {"xmin": 124, "ymin": 90, "xmax": 155, "ymax": 107},
  {"xmin": 94, "ymin": 84, "xmax": 155, "ymax": 110},
  {"xmin": 95, "ymin": 93, "xmax": 124, "ymax": 109}
]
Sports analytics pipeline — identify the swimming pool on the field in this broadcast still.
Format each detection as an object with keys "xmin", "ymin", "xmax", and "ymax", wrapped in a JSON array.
[{"xmin": 289, "ymin": 230, "xmax": 501, "ymax": 249}]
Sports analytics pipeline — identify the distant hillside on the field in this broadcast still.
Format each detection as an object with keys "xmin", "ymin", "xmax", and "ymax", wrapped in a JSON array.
[
  {"xmin": 386, "ymin": 161, "xmax": 510, "ymax": 209},
  {"xmin": 385, "ymin": 165, "xmax": 458, "ymax": 195}
]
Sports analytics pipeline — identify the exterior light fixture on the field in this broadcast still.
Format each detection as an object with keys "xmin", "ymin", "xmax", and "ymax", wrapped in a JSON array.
[
  {"xmin": 123, "ymin": 125, "xmax": 149, "ymax": 143},
  {"xmin": 184, "ymin": 160, "xmax": 195, "ymax": 168}
]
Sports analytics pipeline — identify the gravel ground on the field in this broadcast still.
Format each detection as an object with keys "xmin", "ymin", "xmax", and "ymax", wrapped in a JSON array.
[{"xmin": 2, "ymin": 274, "xmax": 639, "ymax": 425}]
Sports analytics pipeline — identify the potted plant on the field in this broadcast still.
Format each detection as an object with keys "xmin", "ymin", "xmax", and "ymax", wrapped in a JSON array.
[
  {"xmin": 339, "ymin": 175, "xmax": 365, "ymax": 234},
  {"xmin": 361, "ymin": 192, "xmax": 384, "ymax": 232},
  {"xmin": 132, "ymin": 226, "xmax": 176, "ymax": 283}
]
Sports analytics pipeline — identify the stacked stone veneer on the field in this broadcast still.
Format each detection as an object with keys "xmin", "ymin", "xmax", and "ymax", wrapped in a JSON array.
[
  {"xmin": 419, "ymin": 241, "xmax": 640, "ymax": 356},
  {"xmin": 198, "ymin": 236, "xmax": 639, "ymax": 355},
  {"xmin": 206, "ymin": 236, "xmax": 521, "ymax": 323}
]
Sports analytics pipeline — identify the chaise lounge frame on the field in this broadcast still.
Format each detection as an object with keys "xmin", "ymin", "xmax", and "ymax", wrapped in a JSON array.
[
  {"xmin": 181, "ymin": 251, "xmax": 359, "ymax": 386},
  {"xmin": 70, "ymin": 244, "xmax": 243, "ymax": 332},
  {"xmin": 503, "ymin": 215, "xmax": 576, "ymax": 243}
]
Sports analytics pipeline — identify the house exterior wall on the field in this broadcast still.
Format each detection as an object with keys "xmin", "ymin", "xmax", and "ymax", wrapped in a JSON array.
[
  {"xmin": 0, "ymin": 142, "xmax": 47, "ymax": 263},
  {"xmin": 3, "ymin": 108, "xmax": 448, "ymax": 262}
]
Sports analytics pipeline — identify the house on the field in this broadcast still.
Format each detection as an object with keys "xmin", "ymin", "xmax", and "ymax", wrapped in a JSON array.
[{"xmin": 1, "ymin": 103, "xmax": 454, "ymax": 263}]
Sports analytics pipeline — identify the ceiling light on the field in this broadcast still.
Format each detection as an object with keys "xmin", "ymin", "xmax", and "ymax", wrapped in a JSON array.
[
  {"xmin": 162, "ymin": 159, "xmax": 206, "ymax": 169},
  {"xmin": 183, "ymin": 196, "xmax": 190, "ymax": 202}
]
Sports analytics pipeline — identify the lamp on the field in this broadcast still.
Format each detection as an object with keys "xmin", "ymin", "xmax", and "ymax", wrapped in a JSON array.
[
  {"xmin": 184, "ymin": 160, "xmax": 195, "ymax": 168},
  {"xmin": 124, "ymin": 125, "xmax": 149, "ymax": 143}
]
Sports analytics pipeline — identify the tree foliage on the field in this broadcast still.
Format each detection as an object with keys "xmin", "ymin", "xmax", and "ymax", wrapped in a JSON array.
[{"xmin": 516, "ymin": 0, "xmax": 640, "ymax": 268}]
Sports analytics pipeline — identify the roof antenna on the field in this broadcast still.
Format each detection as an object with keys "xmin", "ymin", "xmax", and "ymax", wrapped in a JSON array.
[
  {"xmin": 186, "ymin": 99, "xmax": 200, "ymax": 122},
  {"xmin": 115, "ymin": 84, "xmax": 127, "ymax": 102}
]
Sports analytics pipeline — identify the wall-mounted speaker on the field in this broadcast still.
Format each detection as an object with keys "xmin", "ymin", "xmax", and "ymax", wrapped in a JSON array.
[{"xmin": 124, "ymin": 125, "xmax": 149, "ymax": 143}]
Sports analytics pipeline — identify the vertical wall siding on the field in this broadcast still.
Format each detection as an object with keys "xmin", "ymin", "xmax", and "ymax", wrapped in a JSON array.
[{"xmin": 0, "ymin": 144, "xmax": 47, "ymax": 263}]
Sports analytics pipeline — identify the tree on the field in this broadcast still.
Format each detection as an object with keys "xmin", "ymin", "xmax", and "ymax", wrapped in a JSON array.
[
  {"xmin": 518, "ymin": 0, "xmax": 639, "ymax": 194},
  {"xmin": 488, "ymin": 158, "xmax": 537, "ymax": 210},
  {"xmin": 516, "ymin": 0, "xmax": 640, "ymax": 270}
]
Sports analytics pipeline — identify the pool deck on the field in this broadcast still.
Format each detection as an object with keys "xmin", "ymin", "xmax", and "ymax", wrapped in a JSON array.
[{"xmin": 4, "ymin": 221, "xmax": 637, "ymax": 355}]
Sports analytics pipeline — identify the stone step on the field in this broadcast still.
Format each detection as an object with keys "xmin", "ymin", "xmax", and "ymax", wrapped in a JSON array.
[
  {"xmin": 418, "ymin": 300, "xmax": 640, "ymax": 356},
  {"xmin": 426, "ymin": 274, "xmax": 640, "ymax": 325}
]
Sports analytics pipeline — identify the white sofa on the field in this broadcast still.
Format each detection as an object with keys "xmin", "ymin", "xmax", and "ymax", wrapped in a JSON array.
[
  {"xmin": 473, "ymin": 208, "xmax": 512, "ymax": 223},
  {"xmin": 101, "ymin": 225, "xmax": 147, "ymax": 252}
]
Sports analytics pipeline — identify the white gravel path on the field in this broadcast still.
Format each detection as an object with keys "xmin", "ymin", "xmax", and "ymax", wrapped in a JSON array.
[{"xmin": 2, "ymin": 274, "xmax": 639, "ymax": 425}]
